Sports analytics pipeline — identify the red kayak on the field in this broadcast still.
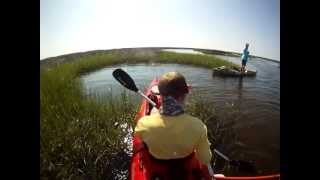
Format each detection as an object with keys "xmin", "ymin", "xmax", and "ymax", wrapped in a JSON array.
[{"xmin": 129, "ymin": 78, "xmax": 280, "ymax": 180}]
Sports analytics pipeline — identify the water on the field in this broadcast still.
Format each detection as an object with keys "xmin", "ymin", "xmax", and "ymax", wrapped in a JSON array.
[
  {"xmin": 81, "ymin": 53, "xmax": 280, "ymax": 175},
  {"xmin": 162, "ymin": 48, "xmax": 205, "ymax": 55}
]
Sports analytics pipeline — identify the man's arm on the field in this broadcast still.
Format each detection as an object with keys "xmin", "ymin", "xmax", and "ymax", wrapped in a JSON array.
[
  {"xmin": 134, "ymin": 117, "xmax": 147, "ymax": 137},
  {"xmin": 195, "ymin": 125, "xmax": 213, "ymax": 165}
]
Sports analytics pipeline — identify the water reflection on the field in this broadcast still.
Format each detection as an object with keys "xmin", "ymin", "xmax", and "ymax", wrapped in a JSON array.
[{"xmin": 162, "ymin": 49, "xmax": 204, "ymax": 55}]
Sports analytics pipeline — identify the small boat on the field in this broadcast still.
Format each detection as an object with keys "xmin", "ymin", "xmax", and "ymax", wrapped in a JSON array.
[
  {"xmin": 129, "ymin": 78, "xmax": 279, "ymax": 180},
  {"xmin": 213, "ymin": 66, "xmax": 257, "ymax": 77}
]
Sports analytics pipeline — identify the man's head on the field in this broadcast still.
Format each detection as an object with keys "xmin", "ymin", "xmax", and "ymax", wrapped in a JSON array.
[
  {"xmin": 158, "ymin": 72, "xmax": 189, "ymax": 100},
  {"xmin": 245, "ymin": 43, "xmax": 249, "ymax": 48}
]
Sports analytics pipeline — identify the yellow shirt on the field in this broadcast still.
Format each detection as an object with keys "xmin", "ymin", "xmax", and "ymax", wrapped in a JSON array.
[{"xmin": 134, "ymin": 112, "xmax": 212, "ymax": 165}]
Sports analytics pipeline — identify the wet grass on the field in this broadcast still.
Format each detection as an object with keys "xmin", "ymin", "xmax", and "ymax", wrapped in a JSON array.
[{"xmin": 40, "ymin": 50, "xmax": 240, "ymax": 179}]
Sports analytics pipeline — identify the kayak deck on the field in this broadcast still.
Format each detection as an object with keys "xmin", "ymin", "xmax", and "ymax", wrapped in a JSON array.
[{"xmin": 129, "ymin": 78, "xmax": 279, "ymax": 180}]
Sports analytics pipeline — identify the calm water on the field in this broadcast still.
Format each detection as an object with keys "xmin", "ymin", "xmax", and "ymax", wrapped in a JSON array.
[
  {"xmin": 162, "ymin": 48, "xmax": 205, "ymax": 55},
  {"xmin": 81, "ymin": 53, "xmax": 280, "ymax": 175}
]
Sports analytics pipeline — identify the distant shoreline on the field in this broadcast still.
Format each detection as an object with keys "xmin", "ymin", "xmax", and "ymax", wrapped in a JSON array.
[{"xmin": 40, "ymin": 47, "xmax": 279, "ymax": 65}]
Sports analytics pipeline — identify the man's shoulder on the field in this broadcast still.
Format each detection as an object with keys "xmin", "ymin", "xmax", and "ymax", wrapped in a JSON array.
[
  {"xmin": 137, "ymin": 113, "xmax": 160, "ymax": 125},
  {"xmin": 183, "ymin": 114, "xmax": 206, "ymax": 128},
  {"xmin": 135, "ymin": 114, "xmax": 156, "ymax": 133}
]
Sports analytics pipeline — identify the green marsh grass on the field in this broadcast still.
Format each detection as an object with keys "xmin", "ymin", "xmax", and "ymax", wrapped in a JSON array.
[
  {"xmin": 157, "ymin": 51, "xmax": 237, "ymax": 68},
  {"xmin": 41, "ymin": 50, "xmax": 239, "ymax": 74},
  {"xmin": 40, "ymin": 50, "xmax": 239, "ymax": 179}
]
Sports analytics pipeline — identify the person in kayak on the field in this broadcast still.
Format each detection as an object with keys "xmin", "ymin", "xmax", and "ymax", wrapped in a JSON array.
[
  {"xmin": 134, "ymin": 72, "xmax": 213, "ymax": 179},
  {"xmin": 240, "ymin": 43, "xmax": 250, "ymax": 73}
]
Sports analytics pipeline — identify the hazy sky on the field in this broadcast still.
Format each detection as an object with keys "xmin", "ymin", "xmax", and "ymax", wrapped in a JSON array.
[{"xmin": 40, "ymin": 0, "xmax": 280, "ymax": 60}]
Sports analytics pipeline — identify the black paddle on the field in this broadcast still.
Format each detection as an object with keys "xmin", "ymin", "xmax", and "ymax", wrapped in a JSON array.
[
  {"xmin": 112, "ymin": 68, "xmax": 157, "ymax": 107},
  {"xmin": 112, "ymin": 68, "xmax": 256, "ymax": 173}
]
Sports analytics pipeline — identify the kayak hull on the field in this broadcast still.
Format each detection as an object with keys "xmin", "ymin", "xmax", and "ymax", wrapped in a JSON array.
[{"xmin": 129, "ymin": 78, "xmax": 279, "ymax": 180}]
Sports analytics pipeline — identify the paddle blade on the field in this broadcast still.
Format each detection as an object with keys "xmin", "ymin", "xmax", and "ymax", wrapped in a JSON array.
[{"xmin": 112, "ymin": 68, "xmax": 139, "ymax": 92}]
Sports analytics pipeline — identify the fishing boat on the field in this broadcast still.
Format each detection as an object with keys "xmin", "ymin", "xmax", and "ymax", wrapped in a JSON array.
[{"xmin": 212, "ymin": 66, "xmax": 257, "ymax": 77}]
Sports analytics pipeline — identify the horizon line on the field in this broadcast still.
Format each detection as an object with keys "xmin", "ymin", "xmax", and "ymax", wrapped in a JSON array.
[{"xmin": 40, "ymin": 46, "xmax": 280, "ymax": 62}]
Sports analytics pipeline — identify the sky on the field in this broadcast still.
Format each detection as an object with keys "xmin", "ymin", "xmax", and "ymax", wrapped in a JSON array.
[{"xmin": 40, "ymin": 0, "xmax": 280, "ymax": 61}]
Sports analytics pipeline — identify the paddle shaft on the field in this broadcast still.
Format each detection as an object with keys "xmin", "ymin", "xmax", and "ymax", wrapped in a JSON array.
[
  {"xmin": 214, "ymin": 149, "xmax": 230, "ymax": 161},
  {"xmin": 137, "ymin": 90, "xmax": 157, "ymax": 107}
]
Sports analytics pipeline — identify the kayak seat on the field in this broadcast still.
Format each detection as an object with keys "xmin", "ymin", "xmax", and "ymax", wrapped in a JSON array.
[
  {"xmin": 140, "ymin": 142, "xmax": 205, "ymax": 180},
  {"xmin": 147, "ymin": 153, "xmax": 203, "ymax": 180}
]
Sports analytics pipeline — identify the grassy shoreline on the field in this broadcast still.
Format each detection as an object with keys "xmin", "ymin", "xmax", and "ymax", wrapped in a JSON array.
[
  {"xmin": 41, "ymin": 49, "xmax": 239, "ymax": 73},
  {"xmin": 40, "ymin": 49, "xmax": 239, "ymax": 179}
]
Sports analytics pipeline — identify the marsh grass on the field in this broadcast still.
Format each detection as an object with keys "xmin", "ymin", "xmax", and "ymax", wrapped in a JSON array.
[
  {"xmin": 41, "ymin": 50, "xmax": 239, "ymax": 74},
  {"xmin": 40, "ymin": 50, "xmax": 239, "ymax": 179},
  {"xmin": 40, "ymin": 63, "xmax": 138, "ymax": 179},
  {"xmin": 157, "ymin": 51, "xmax": 237, "ymax": 68}
]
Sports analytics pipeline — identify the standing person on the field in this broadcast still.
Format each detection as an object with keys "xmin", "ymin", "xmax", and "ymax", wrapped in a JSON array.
[
  {"xmin": 134, "ymin": 72, "xmax": 214, "ymax": 179},
  {"xmin": 241, "ymin": 43, "xmax": 250, "ymax": 73}
]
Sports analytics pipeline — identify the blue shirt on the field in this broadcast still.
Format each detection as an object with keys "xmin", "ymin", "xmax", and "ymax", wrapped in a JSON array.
[{"xmin": 241, "ymin": 49, "xmax": 250, "ymax": 61}]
